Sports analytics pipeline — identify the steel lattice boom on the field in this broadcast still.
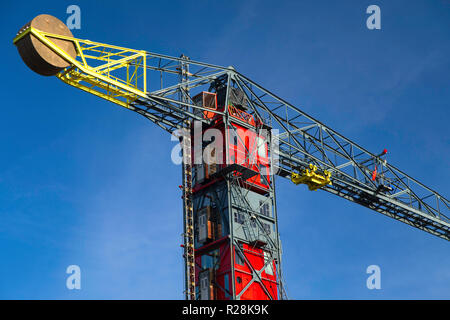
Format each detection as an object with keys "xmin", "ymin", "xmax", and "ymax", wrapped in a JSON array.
[{"xmin": 13, "ymin": 26, "xmax": 450, "ymax": 241}]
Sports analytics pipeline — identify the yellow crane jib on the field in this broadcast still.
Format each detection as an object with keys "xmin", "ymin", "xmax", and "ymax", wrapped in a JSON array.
[
  {"xmin": 291, "ymin": 164, "xmax": 332, "ymax": 191},
  {"xmin": 13, "ymin": 14, "xmax": 147, "ymax": 110}
]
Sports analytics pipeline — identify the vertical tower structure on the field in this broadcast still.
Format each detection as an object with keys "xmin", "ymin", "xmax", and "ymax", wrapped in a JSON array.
[{"xmin": 189, "ymin": 76, "xmax": 284, "ymax": 300}]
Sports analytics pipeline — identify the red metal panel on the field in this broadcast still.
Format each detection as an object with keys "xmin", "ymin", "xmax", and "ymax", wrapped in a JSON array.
[
  {"xmin": 226, "ymin": 123, "xmax": 271, "ymax": 193},
  {"xmin": 234, "ymin": 244, "xmax": 277, "ymax": 300},
  {"xmin": 192, "ymin": 120, "xmax": 271, "ymax": 194}
]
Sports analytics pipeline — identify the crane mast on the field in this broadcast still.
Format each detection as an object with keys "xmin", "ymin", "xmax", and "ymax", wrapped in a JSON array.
[{"xmin": 13, "ymin": 16, "xmax": 449, "ymax": 300}]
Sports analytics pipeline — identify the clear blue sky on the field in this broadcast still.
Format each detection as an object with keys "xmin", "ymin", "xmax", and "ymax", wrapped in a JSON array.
[{"xmin": 0, "ymin": 0, "xmax": 449, "ymax": 299}]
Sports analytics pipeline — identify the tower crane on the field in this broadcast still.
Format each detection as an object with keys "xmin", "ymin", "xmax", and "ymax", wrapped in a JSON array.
[{"xmin": 13, "ymin": 14, "xmax": 449, "ymax": 301}]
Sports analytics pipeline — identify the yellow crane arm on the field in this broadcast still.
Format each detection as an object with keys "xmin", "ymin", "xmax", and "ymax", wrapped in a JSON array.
[{"xmin": 13, "ymin": 26, "xmax": 147, "ymax": 109}]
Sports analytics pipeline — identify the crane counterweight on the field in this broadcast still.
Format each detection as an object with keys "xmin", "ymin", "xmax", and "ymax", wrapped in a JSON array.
[{"xmin": 14, "ymin": 14, "xmax": 76, "ymax": 76}]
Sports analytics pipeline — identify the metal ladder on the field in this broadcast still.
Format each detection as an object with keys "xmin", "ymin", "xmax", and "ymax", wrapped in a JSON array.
[{"xmin": 181, "ymin": 127, "xmax": 196, "ymax": 300}]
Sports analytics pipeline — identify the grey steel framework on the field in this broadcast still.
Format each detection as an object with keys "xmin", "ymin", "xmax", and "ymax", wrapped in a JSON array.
[
  {"xmin": 190, "ymin": 173, "xmax": 286, "ymax": 299},
  {"xmin": 122, "ymin": 51, "xmax": 449, "ymax": 241},
  {"xmin": 226, "ymin": 171, "xmax": 286, "ymax": 300},
  {"xmin": 105, "ymin": 51, "xmax": 449, "ymax": 300},
  {"xmin": 206, "ymin": 72, "xmax": 286, "ymax": 299},
  {"xmin": 51, "ymin": 48, "xmax": 449, "ymax": 300}
]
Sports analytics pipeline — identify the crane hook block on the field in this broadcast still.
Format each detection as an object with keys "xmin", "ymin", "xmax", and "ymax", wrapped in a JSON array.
[{"xmin": 291, "ymin": 164, "xmax": 332, "ymax": 191}]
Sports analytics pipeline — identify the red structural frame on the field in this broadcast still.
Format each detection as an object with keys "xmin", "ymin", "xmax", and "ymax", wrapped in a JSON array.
[{"xmin": 193, "ymin": 91, "xmax": 278, "ymax": 300}]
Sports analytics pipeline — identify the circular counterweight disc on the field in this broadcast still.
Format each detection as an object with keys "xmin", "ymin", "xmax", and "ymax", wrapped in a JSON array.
[{"xmin": 15, "ymin": 14, "xmax": 77, "ymax": 76}]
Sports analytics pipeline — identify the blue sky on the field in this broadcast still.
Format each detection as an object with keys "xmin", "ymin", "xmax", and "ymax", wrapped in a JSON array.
[{"xmin": 0, "ymin": 0, "xmax": 449, "ymax": 299}]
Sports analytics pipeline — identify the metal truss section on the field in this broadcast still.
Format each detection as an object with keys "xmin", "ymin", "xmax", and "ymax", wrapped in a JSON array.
[
  {"xmin": 13, "ymin": 27, "xmax": 228, "ymax": 134},
  {"xmin": 227, "ymin": 173, "xmax": 287, "ymax": 299},
  {"xmin": 230, "ymin": 72, "xmax": 450, "ymax": 241}
]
